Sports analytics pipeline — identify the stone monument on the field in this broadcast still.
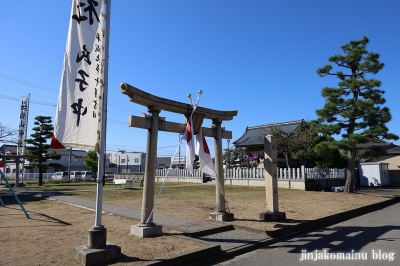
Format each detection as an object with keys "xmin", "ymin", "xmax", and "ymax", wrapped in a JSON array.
[{"xmin": 260, "ymin": 135, "xmax": 286, "ymax": 221}]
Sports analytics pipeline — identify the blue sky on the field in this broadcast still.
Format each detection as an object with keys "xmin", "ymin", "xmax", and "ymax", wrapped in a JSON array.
[{"xmin": 1, "ymin": 0, "xmax": 399, "ymax": 158}]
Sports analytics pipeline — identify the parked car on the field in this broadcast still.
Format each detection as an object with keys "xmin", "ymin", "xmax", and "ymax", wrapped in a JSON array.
[
  {"xmin": 70, "ymin": 171, "xmax": 83, "ymax": 181},
  {"xmin": 81, "ymin": 171, "xmax": 93, "ymax": 181},
  {"xmin": 51, "ymin": 171, "xmax": 69, "ymax": 181}
]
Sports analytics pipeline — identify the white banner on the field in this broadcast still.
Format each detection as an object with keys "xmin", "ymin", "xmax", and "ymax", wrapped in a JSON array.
[
  {"xmin": 195, "ymin": 129, "xmax": 216, "ymax": 176},
  {"xmin": 52, "ymin": 0, "xmax": 105, "ymax": 150},
  {"xmin": 17, "ymin": 96, "xmax": 29, "ymax": 155},
  {"xmin": 184, "ymin": 118, "xmax": 195, "ymax": 174}
]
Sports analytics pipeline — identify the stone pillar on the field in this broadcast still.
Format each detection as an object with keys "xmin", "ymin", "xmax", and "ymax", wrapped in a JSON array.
[
  {"xmin": 209, "ymin": 118, "xmax": 234, "ymax": 222},
  {"xmin": 131, "ymin": 105, "xmax": 162, "ymax": 237},
  {"xmin": 260, "ymin": 135, "xmax": 286, "ymax": 222}
]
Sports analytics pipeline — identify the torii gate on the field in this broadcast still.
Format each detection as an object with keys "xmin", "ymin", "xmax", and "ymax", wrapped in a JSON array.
[{"xmin": 120, "ymin": 83, "xmax": 238, "ymax": 237}]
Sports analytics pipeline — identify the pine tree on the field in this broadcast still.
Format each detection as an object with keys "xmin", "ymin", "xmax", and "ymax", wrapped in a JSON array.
[
  {"xmin": 290, "ymin": 121, "xmax": 346, "ymax": 168},
  {"xmin": 315, "ymin": 36, "xmax": 398, "ymax": 193},
  {"xmin": 223, "ymin": 146, "xmax": 246, "ymax": 168},
  {"xmin": 24, "ymin": 116, "xmax": 62, "ymax": 186}
]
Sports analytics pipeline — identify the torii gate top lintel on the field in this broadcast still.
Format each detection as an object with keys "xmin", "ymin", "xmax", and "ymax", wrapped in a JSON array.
[{"xmin": 120, "ymin": 83, "xmax": 238, "ymax": 121}]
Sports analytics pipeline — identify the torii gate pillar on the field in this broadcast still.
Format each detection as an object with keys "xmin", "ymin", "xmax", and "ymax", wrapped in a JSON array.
[
  {"xmin": 209, "ymin": 118, "xmax": 234, "ymax": 221},
  {"xmin": 131, "ymin": 105, "xmax": 163, "ymax": 237},
  {"xmin": 0, "ymin": 155, "xmax": 24, "ymax": 187}
]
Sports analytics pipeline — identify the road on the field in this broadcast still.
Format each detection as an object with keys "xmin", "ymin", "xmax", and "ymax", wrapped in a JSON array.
[{"xmin": 211, "ymin": 202, "xmax": 400, "ymax": 265}]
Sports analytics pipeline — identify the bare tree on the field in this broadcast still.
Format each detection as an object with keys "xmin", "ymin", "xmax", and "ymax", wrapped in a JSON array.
[{"xmin": 0, "ymin": 123, "xmax": 18, "ymax": 144}]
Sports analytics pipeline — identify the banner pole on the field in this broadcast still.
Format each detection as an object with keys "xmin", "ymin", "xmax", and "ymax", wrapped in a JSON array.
[
  {"xmin": 94, "ymin": 0, "xmax": 111, "ymax": 229},
  {"xmin": 71, "ymin": 2, "xmax": 120, "ymax": 262}
]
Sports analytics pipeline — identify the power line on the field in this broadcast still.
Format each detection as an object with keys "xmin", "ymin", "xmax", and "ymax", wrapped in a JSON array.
[
  {"xmin": 0, "ymin": 94, "xmax": 56, "ymax": 107},
  {"xmin": 0, "ymin": 72, "xmax": 58, "ymax": 93},
  {"xmin": 0, "ymin": 74, "xmax": 188, "ymax": 152},
  {"xmin": 108, "ymin": 118, "xmax": 128, "ymax": 125}
]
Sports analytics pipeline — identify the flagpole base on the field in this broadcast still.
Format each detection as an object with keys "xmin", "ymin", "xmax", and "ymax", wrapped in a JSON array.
[
  {"xmin": 73, "ymin": 244, "xmax": 121, "ymax": 265},
  {"xmin": 209, "ymin": 211, "xmax": 234, "ymax": 222},
  {"xmin": 73, "ymin": 227, "xmax": 121, "ymax": 265},
  {"xmin": 130, "ymin": 223, "xmax": 163, "ymax": 238},
  {"xmin": 260, "ymin": 212, "xmax": 286, "ymax": 222},
  {"xmin": 88, "ymin": 226, "xmax": 107, "ymax": 249}
]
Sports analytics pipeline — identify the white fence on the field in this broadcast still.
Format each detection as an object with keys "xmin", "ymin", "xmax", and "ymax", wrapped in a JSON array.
[
  {"xmin": 3, "ymin": 167, "xmax": 346, "ymax": 190},
  {"xmin": 224, "ymin": 167, "xmax": 266, "ymax": 179},
  {"xmin": 156, "ymin": 168, "xmax": 203, "ymax": 178},
  {"xmin": 305, "ymin": 167, "xmax": 346, "ymax": 179},
  {"xmin": 154, "ymin": 166, "xmax": 347, "ymax": 190},
  {"xmin": 155, "ymin": 166, "xmax": 346, "ymax": 181},
  {"xmin": 5, "ymin": 167, "xmax": 345, "ymax": 182},
  {"xmin": 2, "ymin": 173, "xmax": 54, "ymax": 182}
]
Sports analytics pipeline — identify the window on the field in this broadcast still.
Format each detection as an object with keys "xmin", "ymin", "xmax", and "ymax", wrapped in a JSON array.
[
  {"xmin": 121, "ymin": 159, "xmax": 126, "ymax": 163},
  {"xmin": 135, "ymin": 158, "xmax": 139, "ymax": 163}
]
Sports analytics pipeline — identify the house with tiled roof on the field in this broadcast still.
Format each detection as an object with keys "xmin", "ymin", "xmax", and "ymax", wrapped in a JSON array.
[
  {"xmin": 233, "ymin": 119, "xmax": 309, "ymax": 167},
  {"xmin": 0, "ymin": 144, "xmax": 18, "ymax": 156}
]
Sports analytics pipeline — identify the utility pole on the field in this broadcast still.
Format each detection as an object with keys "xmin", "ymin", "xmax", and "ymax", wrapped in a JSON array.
[
  {"xmin": 117, "ymin": 154, "xmax": 120, "ymax": 173},
  {"xmin": 227, "ymin": 139, "xmax": 230, "ymax": 169},
  {"xmin": 178, "ymin": 133, "xmax": 181, "ymax": 168},
  {"xmin": 126, "ymin": 154, "xmax": 129, "ymax": 172}
]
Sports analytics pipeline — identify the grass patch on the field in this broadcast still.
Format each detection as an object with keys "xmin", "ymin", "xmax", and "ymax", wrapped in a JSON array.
[
  {"xmin": 20, "ymin": 181, "xmax": 99, "ymax": 192},
  {"xmin": 17, "ymin": 180, "xmax": 196, "ymax": 192},
  {"xmin": 72, "ymin": 185, "xmax": 303, "ymax": 203},
  {"xmin": 71, "ymin": 184, "xmax": 215, "ymax": 202},
  {"xmin": 155, "ymin": 185, "xmax": 215, "ymax": 200},
  {"xmin": 6, "ymin": 180, "xmax": 311, "ymax": 205}
]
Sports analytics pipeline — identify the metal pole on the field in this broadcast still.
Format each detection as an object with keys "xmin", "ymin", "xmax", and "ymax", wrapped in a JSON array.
[
  {"xmin": 227, "ymin": 139, "xmax": 230, "ymax": 169},
  {"xmin": 178, "ymin": 133, "xmax": 181, "ymax": 168},
  {"xmin": 126, "ymin": 154, "xmax": 129, "ymax": 172},
  {"xmin": 0, "ymin": 169, "xmax": 30, "ymax": 219},
  {"xmin": 139, "ymin": 153, "xmax": 142, "ymax": 172},
  {"xmin": 93, "ymin": 0, "xmax": 111, "ymax": 229},
  {"xmin": 68, "ymin": 147, "xmax": 72, "ymax": 180}
]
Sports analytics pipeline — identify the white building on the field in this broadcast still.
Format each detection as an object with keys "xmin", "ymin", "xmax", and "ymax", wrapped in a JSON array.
[
  {"xmin": 108, "ymin": 151, "xmax": 146, "ymax": 173},
  {"xmin": 0, "ymin": 144, "xmax": 89, "ymax": 175},
  {"xmin": 157, "ymin": 156, "xmax": 186, "ymax": 169}
]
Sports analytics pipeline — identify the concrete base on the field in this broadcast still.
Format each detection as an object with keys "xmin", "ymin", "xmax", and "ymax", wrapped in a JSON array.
[
  {"xmin": 209, "ymin": 212, "xmax": 235, "ymax": 222},
  {"xmin": 73, "ymin": 244, "xmax": 121, "ymax": 266},
  {"xmin": 130, "ymin": 224, "xmax": 163, "ymax": 238},
  {"xmin": 88, "ymin": 226, "xmax": 106, "ymax": 249},
  {"xmin": 260, "ymin": 211, "xmax": 286, "ymax": 222}
]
